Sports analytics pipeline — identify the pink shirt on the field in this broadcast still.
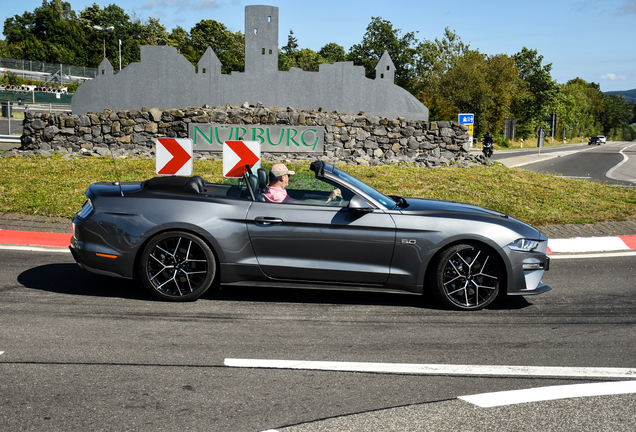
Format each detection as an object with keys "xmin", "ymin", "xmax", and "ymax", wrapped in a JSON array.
[{"xmin": 263, "ymin": 186, "xmax": 296, "ymax": 203}]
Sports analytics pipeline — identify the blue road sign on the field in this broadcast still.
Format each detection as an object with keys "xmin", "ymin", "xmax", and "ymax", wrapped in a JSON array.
[{"xmin": 458, "ymin": 113, "xmax": 474, "ymax": 125}]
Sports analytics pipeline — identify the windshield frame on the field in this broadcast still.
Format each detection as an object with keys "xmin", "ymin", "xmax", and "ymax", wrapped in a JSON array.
[{"xmin": 328, "ymin": 165, "xmax": 397, "ymax": 210}]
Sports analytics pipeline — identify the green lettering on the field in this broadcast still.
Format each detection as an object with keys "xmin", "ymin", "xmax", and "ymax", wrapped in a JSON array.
[
  {"xmin": 252, "ymin": 128, "xmax": 265, "ymax": 144},
  {"xmin": 266, "ymin": 129, "xmax": 285, "ymax": 146},
  {"xmin": 194, "ymin": 126, "xmax": 213, "ymax": 146},
  {"xmin": 236, "ymin": 127, "xmax": 247, "ymax": 140},
  {"xmin": 214, "ymin": 126, "xmax": 230, "ymax": 145},
  {"xmin": 301, "ymin": 129, "xmax": 319, "ymax": 150},
  {"xmin": 287, "ymin": 128, "xmax": 300, "ymax": 146}
]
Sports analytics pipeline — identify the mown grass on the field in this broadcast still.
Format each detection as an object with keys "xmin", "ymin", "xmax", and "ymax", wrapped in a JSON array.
[{"xmin": 0, "ymin": 155, "xmax": 634, "ymax": 227}]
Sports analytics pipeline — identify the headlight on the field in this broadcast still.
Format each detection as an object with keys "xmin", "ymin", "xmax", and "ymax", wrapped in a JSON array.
[
  {"xmin": 508, "ymin": 238, "xmax": 540, "ymax": 252},
  {"xmin": 76, "ymin": 199, "xmax": 94, "ymax": 220}
]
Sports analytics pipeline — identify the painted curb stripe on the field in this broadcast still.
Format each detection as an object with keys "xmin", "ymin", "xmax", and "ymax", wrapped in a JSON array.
[
  {"xmin": 459, "ymin": 380, "xmax": 636, "ymax": 408},
  {"xmin": 0, "ymin": 229, "xmax": 72, "ymax": 247},
  {"xmin": 0, "ymin": 244, "xmax": 70, "ymax": 253},
  {"xmin": 619, "ymin": 235, "xmax": 636, "ymax": 249},
  {"xmin": 547, "ymin": 235, "xmax": 635, "ymax": 254},
  {"xmin": 224, "ymin": 359, "xmax": 636, "ymax": 379}
]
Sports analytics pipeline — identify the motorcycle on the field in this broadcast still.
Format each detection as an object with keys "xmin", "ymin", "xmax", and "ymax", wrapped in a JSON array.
[{"xmin": 482, "ymin": 138, "xmax": 494, "ymax": 158}]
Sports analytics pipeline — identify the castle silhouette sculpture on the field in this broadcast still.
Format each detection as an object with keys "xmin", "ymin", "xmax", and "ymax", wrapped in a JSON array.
[{"xmin": 72, "ymin": 5, "xmax": 429, "ymax": 121}]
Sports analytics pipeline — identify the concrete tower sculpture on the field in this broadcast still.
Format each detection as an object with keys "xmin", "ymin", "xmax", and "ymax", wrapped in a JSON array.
[{"xmin": 72, "ymin": 5, "xmax": 429, "ymax": 121}]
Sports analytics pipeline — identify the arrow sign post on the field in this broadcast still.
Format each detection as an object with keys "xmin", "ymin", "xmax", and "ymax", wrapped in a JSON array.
[
  {"xmin": 223, "ymin": 140, "xmax": 261, "ymax": 177},
  {"xmin": 156, "ymin": 138, "xmax": 193, "ymax": 176}
]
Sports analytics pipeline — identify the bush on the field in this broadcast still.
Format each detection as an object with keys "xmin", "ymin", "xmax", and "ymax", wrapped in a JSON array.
[{"xmin": 0, "ymin": 71, "xmax": 23, "ymax": 86}]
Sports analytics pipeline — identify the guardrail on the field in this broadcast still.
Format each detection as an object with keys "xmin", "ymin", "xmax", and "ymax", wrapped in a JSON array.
[{"xmin": 0, "ymin": 134, "xmax": 21, "ymax": 143}]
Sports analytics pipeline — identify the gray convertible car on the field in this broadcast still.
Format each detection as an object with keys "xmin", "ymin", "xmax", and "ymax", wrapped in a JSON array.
[{"xmin": 70, "ymin": 160, "xmax": 551, "ymax": 310}]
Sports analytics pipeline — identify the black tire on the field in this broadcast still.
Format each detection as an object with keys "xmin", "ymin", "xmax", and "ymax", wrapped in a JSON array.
[
  {"xmin": 430, "ymin": 243, "xmax": 501, "ymax": 310},
  {"xmin": 140, "ymin": 231, "xmax": 216, "ymax": 301}
]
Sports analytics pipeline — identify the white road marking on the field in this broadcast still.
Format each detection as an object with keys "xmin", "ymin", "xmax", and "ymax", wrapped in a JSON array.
[
  {"xmin": 0, "ymin": 351, "xmax": 4, "ymax": 356},
  {"xmin": 459, "ymin": 380, "xmax": 636, "ymax": 408},
  {"xmin": 606, "ymin": 142, "xmax": 636, "ymax": 182},
  {"xmin": 550, "ymin": 250, "xmax": 636, "ymax": 259},
  {"xmin": 0, "ymin": 244, "xmax": 70, "ymax": 253},
  {"xmin": 224, "ymin": 359, "xmax": 636, "ymax": 379},
  {"xmin": 548, "ymin": 236, "xmax": 630, "ymax": 253}
]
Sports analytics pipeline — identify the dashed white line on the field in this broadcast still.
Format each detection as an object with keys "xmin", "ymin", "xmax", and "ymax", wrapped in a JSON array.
[
  {"xmin": 459, "ymin": 380, "xmax": 636, "ymax": 408},
  {"xmin": 224, "ymin": 359, "xmax": 636, "ymax": 379}
]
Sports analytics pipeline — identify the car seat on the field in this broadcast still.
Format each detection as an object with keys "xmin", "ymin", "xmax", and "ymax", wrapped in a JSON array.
[{"xmin": 185, "ymin": 175, "xmax": 205, "ymax": 193}]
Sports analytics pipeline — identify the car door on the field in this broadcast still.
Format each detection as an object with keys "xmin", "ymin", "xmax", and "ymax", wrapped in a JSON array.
[{"xmin": 245, "ymin": 200, "xmax": 396, "ymax": 285}]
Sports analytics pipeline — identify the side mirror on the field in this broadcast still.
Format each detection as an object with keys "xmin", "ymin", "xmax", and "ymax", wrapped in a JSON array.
[{"xmin": 348, "ymin": 195, "xmax": 373, "ymax": 212}]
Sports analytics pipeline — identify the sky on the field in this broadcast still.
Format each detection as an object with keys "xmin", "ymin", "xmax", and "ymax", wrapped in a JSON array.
[{"xmin": 1, "ymin": 0, "xmax": 635, "ymax": 92}]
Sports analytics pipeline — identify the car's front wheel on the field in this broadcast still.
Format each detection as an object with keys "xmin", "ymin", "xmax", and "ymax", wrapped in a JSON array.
[
  {"xmin": 140, "ymin": 231, "xmax": 216, "ymax": 301},
  {"xmin": 430, "ymin": 243, "xmax": 501, "ymax": 310}
]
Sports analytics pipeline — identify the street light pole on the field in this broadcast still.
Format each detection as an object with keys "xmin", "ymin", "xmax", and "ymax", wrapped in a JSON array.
[{"xmin": 93, "ymin": 25, "xmax": 115, "ymax": 59}]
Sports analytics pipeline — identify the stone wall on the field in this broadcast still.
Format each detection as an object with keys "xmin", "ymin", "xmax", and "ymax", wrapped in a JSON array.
[{"xmin": 13, "ymin": 104, "xmax": 476, "ymax": 167}]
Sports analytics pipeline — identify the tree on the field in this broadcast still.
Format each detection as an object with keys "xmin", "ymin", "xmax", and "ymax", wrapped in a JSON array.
[
  {"xmin": 551, "ymin": 78, "xmax": 604, "ymax": 137},
  {"xmin": 189, "ymin": 20, "xmax": 244, "ymax": 74},
  {"xmin": 281, "ymin": 30, "xmax": 298, "ymax": 56},
  {"xmin": 279, "ymin": 47, "xmax": 328, "ymax": 72},
  {"xmin": 484, "ymin": 54, "xmax": 522, "ymax": 137},
  {"xmin": 511, "ymin": 47, "xmax": 559, "ymax": 138},
  {"xmin": 348, "ymin": 17, "xmax": 418, "ymax": 91},
  {"xmin": 319, "ymin": 42, "xmax": 346, "ymax": 63},
  {"xmin": 3, "ymin": 0, "xmax": 88, "ymax": 65},
  {"xmin": 415, "ymin": 27, "xmax": 470, "ymax": 92},
  {"xmin": 141, "ymin": 17, "xmax": 168, "ymax": 46},
  {"xmin": 79, "ymin": 3, "xmax": 147, "ymax": 69},
  {"xmin": 601, "ymin": 94, "xmax": 633, "ymax": 137},
  {"xmin": 279, "ymin": 30, "xmax": 329, "ymax": 71},
  {"xmin": 436, "ymin": 50, "xmax": 491, "ymax": 136},
  {"xmin": 167, "ymin": 26, "xmax": 196, "ymax": 62},
  {"xmin": 412, "ymin": 28, "xmax": 472, "ymax": 123}
]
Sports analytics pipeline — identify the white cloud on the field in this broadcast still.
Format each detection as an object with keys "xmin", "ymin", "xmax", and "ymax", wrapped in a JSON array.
[
  {"xmin": 193, "ymin": 0, "xmax": 221, "ymax": 10},
  {"xmin": 141, "ymin": 0, "xmax": 191, "ymax": 10},
  {"xmin": 616, "ymin": 0, "xmax": 636, "ymax": 15},
  {"xmin": 601, "ymin": 73, "xmax": 627, "ymax": 80}
]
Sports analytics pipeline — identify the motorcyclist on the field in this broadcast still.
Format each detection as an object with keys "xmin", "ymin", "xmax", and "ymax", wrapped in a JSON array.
[{"xmin": 483, "ymin": 133, "xmax": 494, "ymax": 157}]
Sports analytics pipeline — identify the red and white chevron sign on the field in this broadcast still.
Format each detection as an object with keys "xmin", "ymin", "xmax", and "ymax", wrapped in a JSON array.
[
  {"xmin": 156, "ymin": 138, "xmax": 193, "ymax": 176},
  {"xmin": 223, "ymin": 140, "xmax": 261, "ymax": 177}
]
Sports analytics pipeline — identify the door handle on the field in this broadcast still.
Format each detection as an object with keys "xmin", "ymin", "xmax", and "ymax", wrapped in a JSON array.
[{"xmin": 254, "ymin": 217, "xmax": 283, "ymax": 225}]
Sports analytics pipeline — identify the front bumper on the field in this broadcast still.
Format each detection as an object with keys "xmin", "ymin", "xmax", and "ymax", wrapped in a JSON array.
[{"xmin": 505, "ymin": 241, "xmax": 552, "ymax": 296}]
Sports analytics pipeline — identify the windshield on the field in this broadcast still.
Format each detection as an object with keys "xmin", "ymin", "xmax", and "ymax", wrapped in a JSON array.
[{"xmin": 331, "ymin": 167, "xmax": 397, "ymax": 209}]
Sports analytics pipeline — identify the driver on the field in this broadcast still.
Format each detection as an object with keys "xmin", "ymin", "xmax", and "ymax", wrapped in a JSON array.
[{"xmin": 263, "ymin": 163, "xmax": 341, "ymax": 204}]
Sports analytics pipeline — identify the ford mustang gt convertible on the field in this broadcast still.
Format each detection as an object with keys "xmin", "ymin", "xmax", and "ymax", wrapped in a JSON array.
[{"xmin": 70, "ymin": 160, "xmax": 551, "ymax": 310}]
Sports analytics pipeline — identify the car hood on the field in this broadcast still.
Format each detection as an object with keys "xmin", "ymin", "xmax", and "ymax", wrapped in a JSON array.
[
  {"xmin": 399, "ymin": 197, "xmax": 508, "ymax": 218},
  {"xmin": 397, "ymin": 197, "xmax": 544, "ymax": 239}
]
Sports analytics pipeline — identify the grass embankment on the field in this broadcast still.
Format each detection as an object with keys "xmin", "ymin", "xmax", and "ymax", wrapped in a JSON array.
[
  {"xmin": 487, "ymin": 137, "xmax": 591, "ymax": 151},
  {"xmin": 0, "ymin": 156, "xmax": 634, "ymax": 226}
]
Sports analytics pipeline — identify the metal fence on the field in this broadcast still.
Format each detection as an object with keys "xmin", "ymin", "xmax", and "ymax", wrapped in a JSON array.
[
  {"xmin": 1, "ymin": 101, "xmax": 72, "ymax": 138},
  {"xmin": 0, "ymin": 57, "xmax": 97, "ymax": 81},
  {"xmin": 0, "ymin": 89, "xmax": 73, "ymax": 105}
]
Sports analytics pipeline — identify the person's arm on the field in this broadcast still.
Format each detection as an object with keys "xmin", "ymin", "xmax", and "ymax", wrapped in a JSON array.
[{"xmin": 326, "ymin": 188, "xmax": 341, "ymax": 203}]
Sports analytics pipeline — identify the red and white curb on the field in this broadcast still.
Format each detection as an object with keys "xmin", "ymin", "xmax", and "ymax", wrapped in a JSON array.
[
  {"xmin": 547, "ymin": 235, "xmax": 636, "ymax": 254},
  {"xmin": 1, "ymin": 229, "xmax": 636, "ymax": 254},
  {"xmin": 0, "ymin": 229, "xmax": 72, "ymax": 249}
]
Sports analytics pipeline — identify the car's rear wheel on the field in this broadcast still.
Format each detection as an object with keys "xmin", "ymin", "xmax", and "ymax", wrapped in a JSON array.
[
  {"xmin": 140, "ymin": 231, "xmax": 216, "ymax": 301},
  {"xmin": 431, "ymin": 243, "xmax": 501, "ymax": 310}
]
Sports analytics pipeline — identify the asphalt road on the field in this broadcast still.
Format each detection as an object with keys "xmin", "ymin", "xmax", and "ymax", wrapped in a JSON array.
[
  {"xmin": 490, "ymin": 141, "xmax": 636, "ymax": 187},
  {"xmin": 1, "ymin": 248, "xmax": 635, "ymax": 431}
]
